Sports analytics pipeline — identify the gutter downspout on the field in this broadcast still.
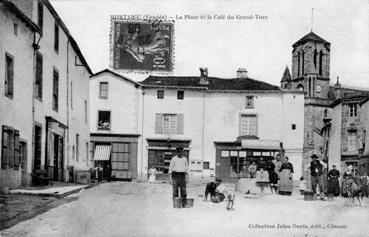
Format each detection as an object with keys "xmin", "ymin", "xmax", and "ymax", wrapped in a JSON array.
[
  {"xmin": 140, "ymin": 89, "xmax": 145, "ymax": 181},
  {"xmin": 66, "ymin": 40, "xmax": 70, "ymax": 182},
  {"xmin": 31, "ymin": 32, "xmax": 37, "ymax": 173},
  {"xmin": 201, "ymin": 90, "xmax": 205, "ymax": 182}
]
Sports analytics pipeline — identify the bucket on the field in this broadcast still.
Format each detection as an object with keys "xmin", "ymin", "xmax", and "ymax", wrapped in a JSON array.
[
  {"xmin": 327, "ymin": 194, "xmax": 334, "ymax": 202},
  {"xmin": 173, "ymin": 197, "xmax": 182, "ymax": 208},
  {"xmin": 304, "ymin": 191, "xmax": 315, "ymax": 201},
  {"xmin": 0, "ymin": 186, "xmax": 9, "ymax": 195},
  {"xmin": 186, "ymin": 198, "xmax": 194, "ymax": 207}
]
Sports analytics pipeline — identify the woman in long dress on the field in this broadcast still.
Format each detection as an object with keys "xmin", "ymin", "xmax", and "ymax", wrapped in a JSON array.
[
  {"xmin": 341, "ymin": 165, "xmax": 355, "ymax": 197},
  {"xmin": 327, "ymin": 165, "xmax": 340, "ymax": 196},
  {"xmin": 278, "ymin": 157, "xmax": 294, "ymax": 195}
]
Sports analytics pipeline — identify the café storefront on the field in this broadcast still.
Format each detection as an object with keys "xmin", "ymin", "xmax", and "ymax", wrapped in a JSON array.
[
  {"xmin": 147, "ymin": 139, "xmax": 191, "ymax": 180},
  {"xmin": 215, "ymin": 138, "xmax": 283, "ymax": 182}
]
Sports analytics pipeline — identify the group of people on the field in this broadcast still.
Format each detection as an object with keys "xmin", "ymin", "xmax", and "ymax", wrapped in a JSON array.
[
  {"xmin": 246, "ymin": 155, "xmax": 294, "ymax": 195},
  {"xmin": 298, "ymin": 154, "xmax": 369, "ymax": 199}
]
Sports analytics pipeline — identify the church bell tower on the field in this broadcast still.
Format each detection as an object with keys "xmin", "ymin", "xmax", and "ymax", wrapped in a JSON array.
[{"xmin": 291, "ymin": 32, "xmax": 331, "ymax": 99}]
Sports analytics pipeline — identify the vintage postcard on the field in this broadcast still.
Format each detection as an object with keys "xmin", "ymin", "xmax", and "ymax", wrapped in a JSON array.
[{"xmin": 1, "ymin": 0, "xmax": 369, "ymax": 237}]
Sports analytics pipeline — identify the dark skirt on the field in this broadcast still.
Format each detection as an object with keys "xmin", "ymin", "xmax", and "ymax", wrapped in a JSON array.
[
  {"xmin": 269, "ymin": 170, "xmax": 278, "ymax": 185},
  {"xmin": 327, "ymin": 177, "xmax": 340, "ymax": 196}
]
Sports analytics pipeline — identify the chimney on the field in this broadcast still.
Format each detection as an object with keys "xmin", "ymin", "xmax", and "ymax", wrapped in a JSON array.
[
  {"xmin": 237, "ymin": 68, "xmax": 248, "ymax": 79},
  {"xmin": 199, "ymin": 67, "xmax": 209, "ymax": 85},
  {"xmin": 334, "ymin": 76, "xmax": 341, "ymax": 99}
]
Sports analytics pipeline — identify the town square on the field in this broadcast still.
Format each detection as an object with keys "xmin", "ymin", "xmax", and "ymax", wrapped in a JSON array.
[{"xmin": 1, "ymin": 0, "xmax": 369, "ymax": 236}]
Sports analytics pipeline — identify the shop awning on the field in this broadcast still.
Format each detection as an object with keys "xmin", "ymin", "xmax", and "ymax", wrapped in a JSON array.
[
  {"xmin": 147, "ymin": 146, "xmax": 190, "ymax": 151},
  {"xmin": 94, "ymin": 145, "xmax": 111, "ymax": 161},
  {"xmin": 241, "ymin": 139, "xmax": 281, "ymax": 150}
]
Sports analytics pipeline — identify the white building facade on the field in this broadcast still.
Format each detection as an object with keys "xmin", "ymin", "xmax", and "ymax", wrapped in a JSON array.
[
  {"xmin": 89, "ymin": 69, "xmax": 141, "ymax": 180},
  {"xmin": 0, "ymin": 0, "xmax": 40, "ymax": 188},
  {"xmin": 1, "ymin": 0, "xmax": 92, "ymax": 188},
  {"xmin": 139, "ymin": 68, "xmax": 305, "ymax": 181}
]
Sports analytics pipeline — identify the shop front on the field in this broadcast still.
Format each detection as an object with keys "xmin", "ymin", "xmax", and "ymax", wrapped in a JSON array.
[
  {"xmin": 147, "ymin": 139, "xmax": 190, "ymax": 180},
  {"xmin": 91, "ymin": 134, "xmax": 139, "ymax": 181},
  {"xmin": 45, "ymin": 117, "xmax": 66, "ymax": 182},
  {"xmin": 215, "ymin": 138, "xmax": 282, "ymax": 182}
]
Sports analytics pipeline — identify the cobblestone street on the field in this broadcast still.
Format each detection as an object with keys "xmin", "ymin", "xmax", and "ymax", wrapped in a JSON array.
[{"xmin": 1, "ymin": 182, "xmax": 369, "ymax": 237}]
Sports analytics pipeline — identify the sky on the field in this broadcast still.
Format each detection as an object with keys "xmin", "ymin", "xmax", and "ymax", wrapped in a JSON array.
[{"xmin": 51, "ymin": 0, "xmax": 369, "ymax": 88}]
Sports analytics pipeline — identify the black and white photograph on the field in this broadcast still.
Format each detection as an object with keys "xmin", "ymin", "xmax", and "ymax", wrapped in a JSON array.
[{"xmin": 0, "ymin": 0, "xmax": 369, "ymax": 236}]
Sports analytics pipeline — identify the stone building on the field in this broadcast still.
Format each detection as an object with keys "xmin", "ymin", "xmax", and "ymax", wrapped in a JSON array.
[
  {"xmin": 282, "ymin": 31, "xmax": 369, "ymax": 184},
  {"xmin": 0, "ymin": 0, "xmax": 92, "ymax": 188},
  {"xmin": 280, "ymin": 31, "xmax": 369, "ymax": 175},
  {"xmin": 326, "ymin": 95, "xmax": 369, "ymax": 176}
]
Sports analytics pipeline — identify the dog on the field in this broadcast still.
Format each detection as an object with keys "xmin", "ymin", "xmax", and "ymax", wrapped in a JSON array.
[
  {"xmin": 204, "ymin": 182, "xmax": 217, "ymax": 202},
  {"xmin": 225, "ymin": 190, "xmax": 235, "ymax": 210},
  {"xmin": 348, "ymin": 181, "xmax": 364, "ymax": 206}
]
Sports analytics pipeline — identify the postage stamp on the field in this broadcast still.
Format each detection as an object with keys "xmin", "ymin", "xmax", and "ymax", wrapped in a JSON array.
[{"xmin": 110, "ymin": 18, "xmax": 174, "ymax": 73}]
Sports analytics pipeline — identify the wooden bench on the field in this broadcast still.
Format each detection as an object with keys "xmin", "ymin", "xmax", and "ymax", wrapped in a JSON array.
[{"xmin": 31, "ymin": 169, "xmax": 50, "ymax": 186}]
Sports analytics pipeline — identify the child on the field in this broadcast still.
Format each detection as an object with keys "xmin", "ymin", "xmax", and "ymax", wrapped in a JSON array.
[
  {"xmin": 299, "ymin": 176, "xmax": 307, "ymax": 195},
  {"xmin": 148, "ymin": 165, "xmax": 157, "ymax": 183}
]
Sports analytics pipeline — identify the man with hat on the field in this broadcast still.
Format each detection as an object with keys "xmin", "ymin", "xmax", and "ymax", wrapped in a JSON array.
[
  {"xmin": 169, "ymin": 147, "xmax": 189, "ymax": 207},
  {"xmin": 307, "ymin": 154, "xmax": 327, "ymax": 199}
]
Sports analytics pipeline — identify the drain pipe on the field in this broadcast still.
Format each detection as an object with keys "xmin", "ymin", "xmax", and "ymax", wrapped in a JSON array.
[
  {"xmin": 66, "ymin": 40, "xmax": 70, "ymax": 181},
  {"xmin": 140, "ymin": 89, "xmax": 145, "ymax": 181},
  {"xmin": 201, "ymin": 90, "xmax": 205, "ymax": 182}
]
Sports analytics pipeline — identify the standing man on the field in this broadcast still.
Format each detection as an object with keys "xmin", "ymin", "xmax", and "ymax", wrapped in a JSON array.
[
  {"xmin": 169, "ymin": 147, "xmax": 189, "ymax": 207},
  {"xmin": 307, "ymin": 154, "xmax": 327, "ymax": 199}
]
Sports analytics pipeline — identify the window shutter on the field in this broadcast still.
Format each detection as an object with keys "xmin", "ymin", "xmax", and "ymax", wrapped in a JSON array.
[
  {"xmin": 155, "ymin": 114, "xmax": 163, "ymax": 134},
  {"xmin": 14, "ymin": 130, "xmax": 20, "ymax": 170},
  {"xmin": 2, "ymin": 126, "xmax": 8, "ymax": 169},
  {"xmin": 8, "ymin": 129, "xmax": 14, "ymax": 168},
  {"xmin": 177, "ymin": 114, "xmax": 184, "ymax": 134}
]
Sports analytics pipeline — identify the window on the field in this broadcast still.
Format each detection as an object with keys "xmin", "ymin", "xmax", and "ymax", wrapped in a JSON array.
[
  {"xmin": 52, "ymin": 68, "xmax": 59, "ymax": 111},
  {"xmin": 362, "ymin": 130, "xmax": 366, "ymax": 151},
  {"xmin": 70, "ymin": 82, "xmax": 73, "ymax": 109},
  {"xmin": 86, "ymin": 142, "xmax": 89, "ymax": 166},
  {"xmin": 155, "ymin": 113, "xmax": 184, "ymax": 134},
  {"xmin": 163, "ymin": 114, "xmax": 177, "ymax": 134},
  {"xmin": 246, "ymin": 96, "xmax": 254, "ymax": 108},
  {"xmin": 54, "ymin": 22, "xmax": 59, "ymax": 52},
  {"xmin": 33, "ymin": 125, "xmax": 42, "ymax": 169},
  {"xmin": 35, "ymin": 52, "xmax": 43, "ymax": 100},
  {"xmin": 5, "ymin": 53, "xmax": 14, "ymax": 98},
  {"xmin": 203, "ymin": 162, "xmax": 210, "ymax": 170},
  {"xmin": 37, "ymin": 1, "xmax": 43, "ymax": 33},
  {"xmin": 347, "ymin": 131, "xmax": 358, "ymax": 153},
  {"xmin": 84, "ymin": 100, "xmax": 88, "ymax": 123},
  {"xmin": 319, "ymin": 50, "xmax": 323, "ymax": 75},
  {"xmin": 1, "ymin": 126, "xmax": 20, "ymax": 169},
  {"xmin": 72, "ymin": 145, "xmax": 75, "ymax": 160},
  {"xmin": 349, "ymin": 104, "xmax": 357, "ymax": 117},
  {"xmin": 292, "ymin": 124, "xmax": 296, "ymax": 130},
  {"xmin": 14, "ymin": 23, "xmax": 18, "ymax": 36},
  {"xmin": 324, "ymin": 109, "xmax": 328, "ymax": 118},
  {"xmin": 240, "ymin": 114, "xmax": 257, "ymax": 136},
  {"xmin": 98, "ymin": 111, "xmax": 111, "ymax": 130},
  {"xmin": 177, "ymin": 91, "xmax": 184, "ymax": 100},
  {"xmin": 99, "ymin": 82, "xmax": 108, "ymax": 99},
  {"xmin": 157, "ymin": 90, "xmax": 164, "ymax": 99}
]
